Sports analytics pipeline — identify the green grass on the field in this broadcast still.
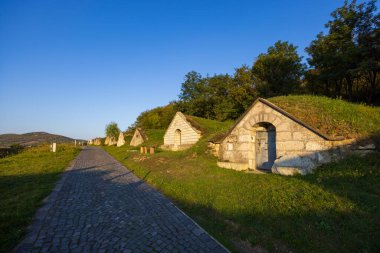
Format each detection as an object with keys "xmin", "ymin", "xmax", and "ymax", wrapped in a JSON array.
[
  {"xmin": 0, "ymin": 144, "xmax": 80, "ymax": 253},
  {"xmin": 104, "ymin": 96, "xmax": 380, "ymax": 252},
  {"xmin": 268, "ymin": 95, "xmax": 380, "ymax": 140},
  {"xmin": 105, "ymin": 145, "xmax": 380, "ymax": 253},
  {"xmin": 142, "ymin": 129, "xmax": 166, "ymax": 147}
]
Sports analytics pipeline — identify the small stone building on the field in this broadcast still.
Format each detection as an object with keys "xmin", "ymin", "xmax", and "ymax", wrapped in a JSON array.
[
  {"xmin": 162, "ymin": 112, "xmax": 202, "ymax": 151},
  {"xmin": 130, "ymin": 128, "xmax": 148, "ymax": 147},
  {"xmin": 117, "ymin": 132, "xmax": 125, "ymax": 147},
  {"xmin": 104, "ymin": 136, "xmax": 110, "ymax": 145},
  {"xmin": 213, "ymin": 98, "xmax": 374, "ymax": 175},
  {"xmin": 92, "ymin": 138, "xmax": 102, "ymax": 146},
  {"xmin": 105, "ymin": 136, "xmax": 117, "ymax": 146}
]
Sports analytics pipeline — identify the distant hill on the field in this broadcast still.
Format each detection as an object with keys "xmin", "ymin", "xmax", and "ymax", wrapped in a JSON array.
[{"xmin": 0, "ymin": 132, "xmax": 82, "ymax": 147}]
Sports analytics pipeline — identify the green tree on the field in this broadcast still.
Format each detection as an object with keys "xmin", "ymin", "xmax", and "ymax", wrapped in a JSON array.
[
  {"xmin": 306, "ymin": 0, "xmax": 379, "ymax": 103},
  {"xmin": 177, "ymin": 68, "xmax": 258, "ymax": 121},
  {"xmin": 177, "ymin": 71, "xmax": 211, "ymax": 118},
  {"xmin": 105, "ymin": 122, "xmax": 120, "ymax": 139},
  {"xmin": 355, "ymin": 0, "xmax": 379, "ymax": 103},
  {"xmin": 252, "ymin": 40, "xmax": 305, "ymax": 97},
  {"xmin": 134, "ymin": 103, "xmax": 176, "ymax": 129},
  {"xmin": 230, "ymin": 65, "xmax": 258, "ymax": 118}
]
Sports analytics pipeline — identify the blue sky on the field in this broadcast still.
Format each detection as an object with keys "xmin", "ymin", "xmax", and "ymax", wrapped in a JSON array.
[{"xmin": 0, "ymin": 0, "xmax": 353, "ymax": 139}]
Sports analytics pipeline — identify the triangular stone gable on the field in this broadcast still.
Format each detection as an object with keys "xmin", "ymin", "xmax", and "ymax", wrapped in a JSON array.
[
  {"xmin": 219, "ymin": 98, "xmax": 331, "ymax": 144},
  {"xmin": 163, "ymin": 112, "xmax": 201, "ymax": 139},
  {"xmin": 130, "ymin": 128, "xmax": 147, "ymax": 146},
  {"xmin": 117, "ymin": 132, "xmax": 125, "ymax": 147}
]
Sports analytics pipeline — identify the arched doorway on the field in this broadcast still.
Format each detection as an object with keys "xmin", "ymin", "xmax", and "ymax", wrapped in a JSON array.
[
  {"xmin": 174, "ymin": 129, "xmax": 181, "ymax": 146},
  {"xmin": 254, "ymin": 123, "xmax": 276, "ymax": 170}
]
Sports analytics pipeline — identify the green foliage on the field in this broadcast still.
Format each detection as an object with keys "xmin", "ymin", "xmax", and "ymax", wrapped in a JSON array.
[
  {"xmin": 0, "ymin": 144, "xmax": 80, "ymax": 252},
  {"xmin": 105, "ymin": 122, "xmax": 120, "ymax": 138},
  {"xmin": 177, "ymin": 66, "xmax": 258, "ymax": 121},
  {"xmin": 252, "ymin": 40, "xmax": 306, "ymax": 97},
  {"xmin": 140, "ymin": 129, "xmax": 165, "ymax": 147},
  {"xmin": 306, "ymin": 0, "xmax": 379, "ymax": 103},
  {"xmin": 0, "ymin": 144, "xmax": 24, "ymax": 158},
  {"xmin": 133, "ymin": 104, "xmax": 176, "ymax": 130}
]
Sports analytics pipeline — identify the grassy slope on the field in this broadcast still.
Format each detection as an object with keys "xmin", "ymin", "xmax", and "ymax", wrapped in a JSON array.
[
  {"xmin": 0, "ymin": 144, "xmax": 80, "ymax": 252},
  {"xmin": 105, "ymin": 144, "xmax": 380, "ymax": 253},
  {"xmin": 268, "ymin": 95, "xmax": 380, "ymax": 140},
  {"xmin": 105, "ymin": 96, "xmax": 380, "ymax": 252},
  {"xmin": 143, "ymin": 129, "xmax": 166, "ymax": 147}
]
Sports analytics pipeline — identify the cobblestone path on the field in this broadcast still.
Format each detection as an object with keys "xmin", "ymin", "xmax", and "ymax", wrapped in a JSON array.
[{"xmin": 16, "ymin": 147, "xmax": 228, "ymax": 253}]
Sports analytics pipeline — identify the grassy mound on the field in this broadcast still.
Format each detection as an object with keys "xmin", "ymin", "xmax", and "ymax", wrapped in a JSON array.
[
  {"xmin": 268, "ymin": 95, "xmax": 380, "ymax": 140},
  {"xmin": 130, "ymin": 117, "xmax": 232, "ymax": 149},
  {"xmin": 141, "ymin": 129, "xmax": 166, "ymax": 147}
]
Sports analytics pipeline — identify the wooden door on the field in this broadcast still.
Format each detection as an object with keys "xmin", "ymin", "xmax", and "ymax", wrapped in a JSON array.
[
  {"xmin": 174, "ymin": 129, "xmax": 181, "ymax": 146},
  {"xmin": 255, "ymin": 130, "xmax": 276, "ymax": 170}
]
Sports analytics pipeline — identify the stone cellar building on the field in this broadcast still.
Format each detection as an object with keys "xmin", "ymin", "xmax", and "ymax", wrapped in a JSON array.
[
  {"xmin": 117, "ymin": 132, "xmax": 126, "ymax": 147},
  {"xmin": 162, "ymin": 112, "xmax": 202, "ymax": 151},
  {"xmin": 212, "ymin": 98, "xmax": 373, "ymax": 175},
  {"xmin": 130, "ymin": 128, "xmax": 147, "ymax": 147}
]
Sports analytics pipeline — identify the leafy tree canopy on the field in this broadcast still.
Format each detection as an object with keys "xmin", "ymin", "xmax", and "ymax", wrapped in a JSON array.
[
  {"xmin": 252, "ymin": 40, "xmax": 306, "ymax": 97},
  {"xmin": 105, "ymin": 122, "xmax": 120, "ymax": 138}
]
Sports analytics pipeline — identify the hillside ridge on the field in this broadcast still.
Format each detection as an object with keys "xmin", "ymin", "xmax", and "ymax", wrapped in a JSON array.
[{"xmin": 0, "ymin": 132, "xmax": 82, "ymax": 147}]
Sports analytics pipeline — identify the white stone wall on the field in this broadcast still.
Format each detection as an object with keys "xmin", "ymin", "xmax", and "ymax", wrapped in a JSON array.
[
  {"xmin": 130, "ymin": 129, "xmax": 145, "ymax": 146},
  {"xmin": 163, "ymin": 112, "xmax": 201, "ymax": 150},
  {"xmin": 117, "ymin": 132, "xmax": 125, "ymax": 147}
]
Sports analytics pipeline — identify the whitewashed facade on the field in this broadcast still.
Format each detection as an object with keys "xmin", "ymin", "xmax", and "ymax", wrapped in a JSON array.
[{"xmin": 162, "ymin": 112, "xmax": 202, "ymax": 151}]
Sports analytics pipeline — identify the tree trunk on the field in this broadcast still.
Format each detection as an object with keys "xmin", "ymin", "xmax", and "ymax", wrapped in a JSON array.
[
  {"xmin": 346, "ymin": 75, "xmax": 353, "ymax": 101},
  {"xmin": 335, "ymin": 79, "xmax": 342, "ymax": 98},
  {"xmin": 325, "ymin": 80, "xmax": 330, "ymax": 96},
  {"xmin": 367, "ymin": 71, "xmax": 377, "ymax": 104}
]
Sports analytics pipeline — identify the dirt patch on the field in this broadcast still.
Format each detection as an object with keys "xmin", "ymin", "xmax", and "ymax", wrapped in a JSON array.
[
  {"xmin": 156, "ymin": 157, "xmax": 168, "ymax": 164},
  {"xmin": 232, "ymin": 240, "xmax": 268, "ymax": 253},
  {"xmin": 132, "ymin": 155, "xmax": 151, "ymax": 162}
]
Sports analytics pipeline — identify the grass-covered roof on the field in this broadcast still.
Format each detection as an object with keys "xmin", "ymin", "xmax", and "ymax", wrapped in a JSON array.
[{"xmin": 267, "ymin": 95, "xmax": 380, "ymax": 140}]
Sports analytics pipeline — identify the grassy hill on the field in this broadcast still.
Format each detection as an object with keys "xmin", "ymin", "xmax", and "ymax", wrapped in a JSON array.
[
  {"xmin": 129, "ymin": 116, "xmax": 233, "ymax": 149},
  {"xmin": 104, "ymin": 95, "xmax": 380, "ymax": 252},
  {"xmin": 0, "ymin": 132, "xmax": 81, "ymax": 148}
]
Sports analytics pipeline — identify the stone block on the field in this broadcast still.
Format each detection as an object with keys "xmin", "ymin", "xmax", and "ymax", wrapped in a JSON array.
[
  {"xmin": 276, "ymin": 141, "xmax": 304, "ymax": 151},
  {"xmin": 238, "ymin": 134, "xmax": 251, "ymax": 142},
  {"xmin": 248, "ymin": 118, "xmax": 256, "ymax": 126},
  {"xmin": 272, "ymin": 166, "xmax": 303, "ymax": 176},
  {"xmin": 292, "ymin": 131, "xmax": 306, "ymax": 140},
  {"xmin": 305, "ymin": 141, "xmax": 330, "ymax": 151},
  {"xmin": 316, "ymin": 151, "xmax": 332, "ymax": 164},
  {"xmin": 264, "ymin": 107, "xmax": 273, "ymax": 114},
  {"xmin": 236, "ymin": 143, "xmax": 250, "ymax": 151},
  {"xmin": 273, "ymin": 154, "xmax": 317, "ymax": 173},
  {"xmin": 254, "ymin": 115, "xmax": 260, "ymax": 123},
  {"xmin": 276, "ymin": 122, "xmax": 291, "ymax": 132},
  {"xmin": 276, "ymin": 132, "xmax": 292, "ymax": 141},
  {"xmin": 357, "ymin": 143, "xmax": 376, "ymax": 150},
  {"xmin": 217, "ymin": 161, "xmax": 248, "ymax": 171},
  {"xmin": 272, "ymin": 116, "xmax": 283, "ymax": 126}
]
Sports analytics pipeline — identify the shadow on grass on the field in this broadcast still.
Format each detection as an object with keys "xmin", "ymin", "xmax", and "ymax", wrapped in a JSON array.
[
  {"xmin": 7, "ymin": 147, "xmax": 380, "ymax": 253},
  {"xmin": 0, "ymin": 172, "xmax": 63, "ymax": 252}
]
